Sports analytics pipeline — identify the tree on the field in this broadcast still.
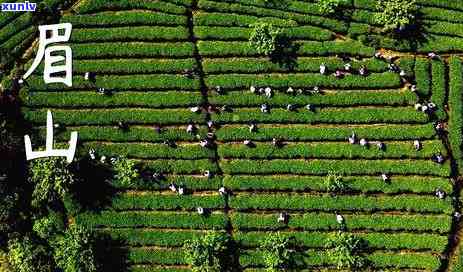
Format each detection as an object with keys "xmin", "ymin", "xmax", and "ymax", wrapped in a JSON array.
[
  {"xmin": 317, "ymin": 0, "xmax": 348, "ymax": 15},
  {"xmin": 325, "ymin": 232, "xmax": 366, "ymax": 269},
  {"xmin": 33, "ymin": 211, "xmax": 65, "ymax": 239},
  {"xmin": 184, "ymin": 232, "xmax": 232, "ymax": 272},
  {"xmin": 249, "ymin": 23, "xmax": 282, "ymax": 56},
  {"xmin": 0, "ymin": 181, "xmax": 17, "ymax": 244},
  {"xmin": 52, "ymin": 224, "xmax": 98, "ymax": 272},
  {"xmin": 324, "ymin": 172, "xmax": 348, "ymax": 194},
  {"xmin": 7, "ymin": 235, "xmax": 52, "ymax": 272},
  {"xmin": 112, "ymin": 156, "xmax": 139, "ymax": 187},
  {"xmin": 28, "ymin": 157, "xmax": 75, "ymax": 208},
  {"xmin": 260, "ymin": 232, "xmax": 293, "ymax": 272},
  {"xmin": 0, "ymin": 250, "xmax": 12, "ymax": 272},
  {"xmin": 374, "ymin": 0, "xmax": 417, "ymax": 32}
]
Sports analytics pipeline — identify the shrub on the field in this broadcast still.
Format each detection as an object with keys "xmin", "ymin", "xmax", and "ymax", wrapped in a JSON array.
[
  {"xmin": 326, "ymin": 231, "xmax": 366, "ymax": 269},
  {"xmin": 317, "ymin": 0, "xmax": 347, "ymax": 15},
  {"xmin": 183, "ymin": 232, "xmax": 232, "ymax": 272},
  {"xmin": 7, "ymin": 235, "xmax": 52, "ymax": 272},
  {"xmin": 260, "ymin": 232, "xmax": 293, "ymax": 271},
  {"xmin": 374, "ymin": 0, "xmax": 416, "ymax": 31},
  {"xmin": 324, "ymin": 172, "xmax": 348, "ymax": 194},
  {"xmin": 112, "ymin": 156, "xmax": 139, "ymax": 187},
  {"xmin": 28, "ymin": 157, "xmax": 75, "ymax": 208},
  {"xmin": 249, "ymin": 23, "xmax": 282, "ymax": 56},
  {"xmin": 32, "ymin": 212, "xmax": 65, "ymax": 239},
  {"xmin": 51, "ymin": 224, "xmax": 98, "ymax": 272}
]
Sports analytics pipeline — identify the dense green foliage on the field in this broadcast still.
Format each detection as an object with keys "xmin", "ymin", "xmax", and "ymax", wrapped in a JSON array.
[
  {"xmin": 260, "ymin": 232, "xmax": 293, "ymax": 271},
  {"xmin": 0, "ymin": 250, "xmax": 11, "ymax": 272},
  {"xmin": 0, "ymin": 181, "xmax": 17, "ymax": 242},
  {"xmin": 51, "ymin": 225, "xmax": 98, "ymax": 272},
  {"xmin": 317, "ymin": 0, "xmax": 347, "ymax": 15},
  {"xmin": 112, "ymin": 156, "xmax": 140, "ymax": 187},
  {"xmin": 324, "ymin": 172, "xmax": 348, "ymax": 194},
  {"xmin": 28, "ymin": 158, "xmax": 75, "ymax": 208},
  {"xmin": 375, "ymin": 0, "xmax": 417, "ymax": 31},
  {"xmin": 7, "ymin": 236, "xmax": 52, "ymax": 272},
  {"xmin": 326, "ymin": 232, "xmax": 366, "ymax": 269},
  {"xmin": 183, "ymin": 232, "xmax": 232, "ymax": 272},
  {"xmin": 33, "ymin": 212, "xmax": 65, "ymax": 239},
  {"xmin": 248, "ymin": 23, "xmax": 282, "ymax": 56}
]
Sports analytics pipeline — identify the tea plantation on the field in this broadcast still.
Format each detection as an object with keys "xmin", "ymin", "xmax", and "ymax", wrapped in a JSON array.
[{"xmin": 3, "ymin": 0, "xmax": 463, "ymax": 271}]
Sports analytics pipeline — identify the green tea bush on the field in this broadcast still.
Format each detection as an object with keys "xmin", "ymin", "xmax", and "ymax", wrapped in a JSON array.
[
  {"xmin": 70, "ymin": 26, "xmax": 190, "ymax": 42},
  {"xmin": 216, "ymin": 124, "xmax": 435, "ymax": 141},
  {"xmin": 74, "ymin": 0, "xmax": 186, "ymax": 15},
  {"xmin": 237, "ymin": 231, "xmax": 447, "ymax": 252},
  {"xmin": 0, "ymin": 13, "xmax": 32, "ymax": 44},
  {"xmin": 194, "ymin": 12, "xmax": 298, "ymax": 27},
  {"xmin": 76, "ymin": 211, "xmax": 228, "ymax": 229},
  {"xmin": 217, "ymin": 140, "xmax": 442, "ymax": 160},
  {"xmin": 110, "ymin": 194, "xmax": 224, "ymax": 210},
  {"xmin": 221, "ymin": 159, "xmax": 450, "ymax": 177},
  {"xmin": 23, "ymin": 108, "xmax": 206, "ymax": 126},
  {"xmin": 212, "ymin": 107, "xmax": 428, "ymax": 125},
  {"xmin": 414, "ymin": 58, "xmax": 431, "ymax": 97},
  {"xmin": 62, "ymin": 11, "xmax": 187, "ymax": 27},
  {"xmin": 448, "ymin": 57, "xmax": 463, "ymax": 174},
  {"xmin": 430, "ymin": 59, "xmax": 447, "ymax": 120},
  {"xmin": 197, "ymin": 0, "xmax": 349, "ymax": 32},
  {"xmin": 129, "ymin": 247, "xmax": 184, "ymax": 265},
  {"xmin": 229, "ymin": 194, "xmax": 452, "ymax": 213},
  {"xmin": 224, "ymin": 175, "xmax": 450, "ymax": 194},
  {"xmin": 198, "ymin": 40, "xmax": 375, "ymax": 57},
  {"xmin": 231, "ymin": 212, "xmax": 451, "ymax": 233}
]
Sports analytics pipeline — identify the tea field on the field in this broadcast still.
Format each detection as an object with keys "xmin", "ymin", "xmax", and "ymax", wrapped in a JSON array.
[{"xmin": 5, "ymin": 0, "xmax": 463, "ymax": 271}]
